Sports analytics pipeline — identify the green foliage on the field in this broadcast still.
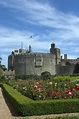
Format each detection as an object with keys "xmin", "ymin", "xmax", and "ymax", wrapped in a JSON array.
[
  {"xmin": 19, "ymin": 99, "xmax": 79, "ymax": 116},
  {"xmin": 0, "ymin": 68, "xmax": 6, "ymax": 83},
  {"xmin": 15, "ymin": 74, "xmax": 41, "ymax": 80},
  {"xmin": 0, "ymin": 75, "xmax": 6, "ymax": 83},
  {"xmin": 0, "ymin": 64, "xmax": 7, "ymax": 71},
  {"xmin": 0, "ymin": 68, "xmax": 3, "ymax": 75},
  {"xmin": 53, "ymin": 76, "xmax": 71, "ymax": 82},
  {"xmin": 53, "ymin": 75, "xmax": 79, "ymax": 82}
]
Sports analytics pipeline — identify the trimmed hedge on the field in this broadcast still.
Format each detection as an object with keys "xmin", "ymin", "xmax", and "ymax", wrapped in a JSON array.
[
  {"xmin": 2, "ymin": 84, "xmax": 33, "ymax": 115},
  {"xmin": 15, "ymin": 74, "xmax": 41, "ymax": 80},
  {"xmin": 20, "ymin": 99, "xmax": 79, "ymax": 116},
  {"xmin": 2, "ymin": 84, "xmax": 79, "ymax": 116}
]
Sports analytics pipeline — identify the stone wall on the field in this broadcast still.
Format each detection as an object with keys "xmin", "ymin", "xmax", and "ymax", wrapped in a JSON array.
[
  {"xmin": 3, "ymin": 70, "xmax": 15, "ymax": 75},
  {"xmin": 12, "ymin": 53, "xmax": 56, "ymax": 75},
  {"xmin": 8, "ymin": 43, "xmax": 79, "ymax": 76},
  {"xmin": 56, "ymin": 64, "xmax": 75, "ymax": 75}
]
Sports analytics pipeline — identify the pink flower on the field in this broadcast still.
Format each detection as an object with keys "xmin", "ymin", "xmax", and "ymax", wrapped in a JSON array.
[
  {"xmin": 34, "ymin": 85, "xmax": 38, "ymax": 90},
  {"xmin": 68, "ymin": 92, "xmax": 72, "ymax": 95},
  {"xmin": 37, "ymin": 88, "xmax": 41, "ymax": 92}
]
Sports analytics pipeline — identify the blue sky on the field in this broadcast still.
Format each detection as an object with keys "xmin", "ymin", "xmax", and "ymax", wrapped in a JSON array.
[{"xmin": 0, "ymin": 0, "xmax": 79, "ymax": 67}]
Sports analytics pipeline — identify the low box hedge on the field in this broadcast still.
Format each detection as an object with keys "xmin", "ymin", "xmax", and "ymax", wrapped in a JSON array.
[
  {"xmin": 2, "ymin": 84, "xmax": 79, "ymax": 116},
  {"xmin": 2, "ymin": 84, "xmax": 33, "ymax": 115},
  {"xmin": 20, "ymin": 99, "xmax": 79, "ymax": 116}
]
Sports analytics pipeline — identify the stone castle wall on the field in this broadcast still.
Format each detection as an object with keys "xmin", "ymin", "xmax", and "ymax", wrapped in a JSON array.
[
  {"xmin": 56, "ymin": 64, "xmax": 75, "ymax": 75},
  {"xmin": 13, "ymin": 53, "xmax": 56, "ymax": 75},
  {"xmin": 8, "ymin": 43, "xmax": 79, "ymax": 76}
]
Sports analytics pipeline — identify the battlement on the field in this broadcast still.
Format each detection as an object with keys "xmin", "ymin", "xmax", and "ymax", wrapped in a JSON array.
[
  {"xmin": 3, "ymin": 70, "xmax": 15, "ymax": 75},
  {"xmin": 8, "ymin": 43, "xmax": 79, "ymax": 75}
]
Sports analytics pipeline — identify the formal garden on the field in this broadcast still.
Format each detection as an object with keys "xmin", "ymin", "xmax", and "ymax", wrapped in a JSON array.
[
  {"xmin": 5, "ymin": 75, "xmax": 79, "ymax": 100},
  {"xmin": 0, "ymin": 69, "xmax": 79, "ymax": 118}
]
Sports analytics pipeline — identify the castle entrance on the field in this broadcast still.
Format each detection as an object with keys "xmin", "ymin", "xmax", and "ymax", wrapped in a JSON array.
[{"xmin": 73, "ymin": 63, "xmax": 79, "ymax": 74}]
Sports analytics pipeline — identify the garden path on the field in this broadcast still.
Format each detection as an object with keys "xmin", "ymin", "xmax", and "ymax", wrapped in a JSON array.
[
  {"xmin": 0, "ymin": 87, "xmax": 12, "ymax": 119},
  {"xmin": 0, "ymin": 87, "xmax": 79, "ymax": 119}
]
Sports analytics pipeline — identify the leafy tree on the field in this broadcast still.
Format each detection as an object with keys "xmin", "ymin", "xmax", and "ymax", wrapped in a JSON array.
[{"xmin": 0, "ymin": 68, "xmax": 3, "ymax": 75}]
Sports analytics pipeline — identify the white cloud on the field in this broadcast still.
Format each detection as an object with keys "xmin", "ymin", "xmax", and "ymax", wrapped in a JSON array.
[
  {"xmin": 0, "ymin": 26, "xmax": 52, "ymax": 67},
  {"xmin": 2, "ymin": 0, "xmax": 79, "ymax": 36},
  {"xmin": 1, "ymin": 0, "xmax": 79, "ymax": 67}
]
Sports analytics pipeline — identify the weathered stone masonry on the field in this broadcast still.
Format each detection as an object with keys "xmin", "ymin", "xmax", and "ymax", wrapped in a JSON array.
[{"xmin": 8, "ymin": 43, "xmax": 79, "ymax": 75}]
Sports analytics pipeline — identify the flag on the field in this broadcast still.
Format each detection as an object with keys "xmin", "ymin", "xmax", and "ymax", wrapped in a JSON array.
[{"xmin": 29, "ymin": 36, "xmax": 32, "ymax": 38}]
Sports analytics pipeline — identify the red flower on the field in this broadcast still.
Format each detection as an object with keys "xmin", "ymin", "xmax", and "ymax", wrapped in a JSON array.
[
  {"xmin": 54, "ymin": 90, "xmax": 58, "ymax": 93},
  {"xmin": 76, "ymin": 86, "xmax": 79, "ymax": 91},
  {"xmin": 34, "ymin": 85, "xmax": 38, "ymax": 90},
  {"xmin": 66, "ymin": 89, "xmax": 71, "ymax": 94}
]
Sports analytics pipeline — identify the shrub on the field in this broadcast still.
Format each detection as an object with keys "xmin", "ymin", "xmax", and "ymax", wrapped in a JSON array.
[
  {"xmin": 0, "ymin": 68, "xmax": 6, "ymax": 83},
  {"xmin": 15, "ymin": 74, "xmax": 41, "ymax": 80},
  {"xmin": 0, "ymin": 68, "xmax": 3, "ymax": 75}
]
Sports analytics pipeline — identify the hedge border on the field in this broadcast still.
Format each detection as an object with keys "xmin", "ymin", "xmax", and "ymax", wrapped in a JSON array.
[
  {"xmin": 2, "ymin": 84, "xmax": 33, "ymax": 115},
  {"xmin": 1, "ymin": 84, "xmax": 79, "ymax": 116}
]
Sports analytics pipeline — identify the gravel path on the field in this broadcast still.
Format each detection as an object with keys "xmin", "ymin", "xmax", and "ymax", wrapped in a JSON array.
[
  {"xmin": 0, "ymin": 87, "xmax": 79, "ymax": 119},
  {"xmin": 0, "ymin": 88, "xmax": 12, "ymax": 119}
]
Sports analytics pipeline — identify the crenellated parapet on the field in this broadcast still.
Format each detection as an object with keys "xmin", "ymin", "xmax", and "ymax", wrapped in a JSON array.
[{"xmin": 8, "ymin": 42, "xmax": 79, "ymax": 76}]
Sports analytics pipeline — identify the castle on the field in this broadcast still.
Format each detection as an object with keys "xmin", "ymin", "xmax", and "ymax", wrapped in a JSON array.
[{"xmin": 8, "ymin": 43, "xmax": 79, "ymax": 75}]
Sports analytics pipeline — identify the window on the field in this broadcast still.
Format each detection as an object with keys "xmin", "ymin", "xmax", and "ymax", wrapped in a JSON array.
[{"xmin": 18, "ymin": 58, "xmax": 25, "ymax": 63}]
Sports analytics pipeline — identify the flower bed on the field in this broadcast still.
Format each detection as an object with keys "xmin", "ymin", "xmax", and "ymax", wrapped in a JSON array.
[
  {"xmin": 6, "ymin": 76, "xmax": 79, "ymax": 100},
  {"xmin": 2, "ymin": 83, "xmax": 79, "ymax": 116}
]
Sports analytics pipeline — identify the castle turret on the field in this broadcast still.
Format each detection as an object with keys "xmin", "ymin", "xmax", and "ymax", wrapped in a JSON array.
[
  {"xmin": 29, "ymin": 45, "xmax": 32, "ymax": 53},
  {"xmin": 50, "ymin": 43, "xmax": 55, "ymax": 54},
  {"xmin": 64, "ymin": 54, "xmax": 67, "ymax": 60},
  {"xmin": 50, "ymin": 43, "xmax": 61, "ymax": 64}
]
